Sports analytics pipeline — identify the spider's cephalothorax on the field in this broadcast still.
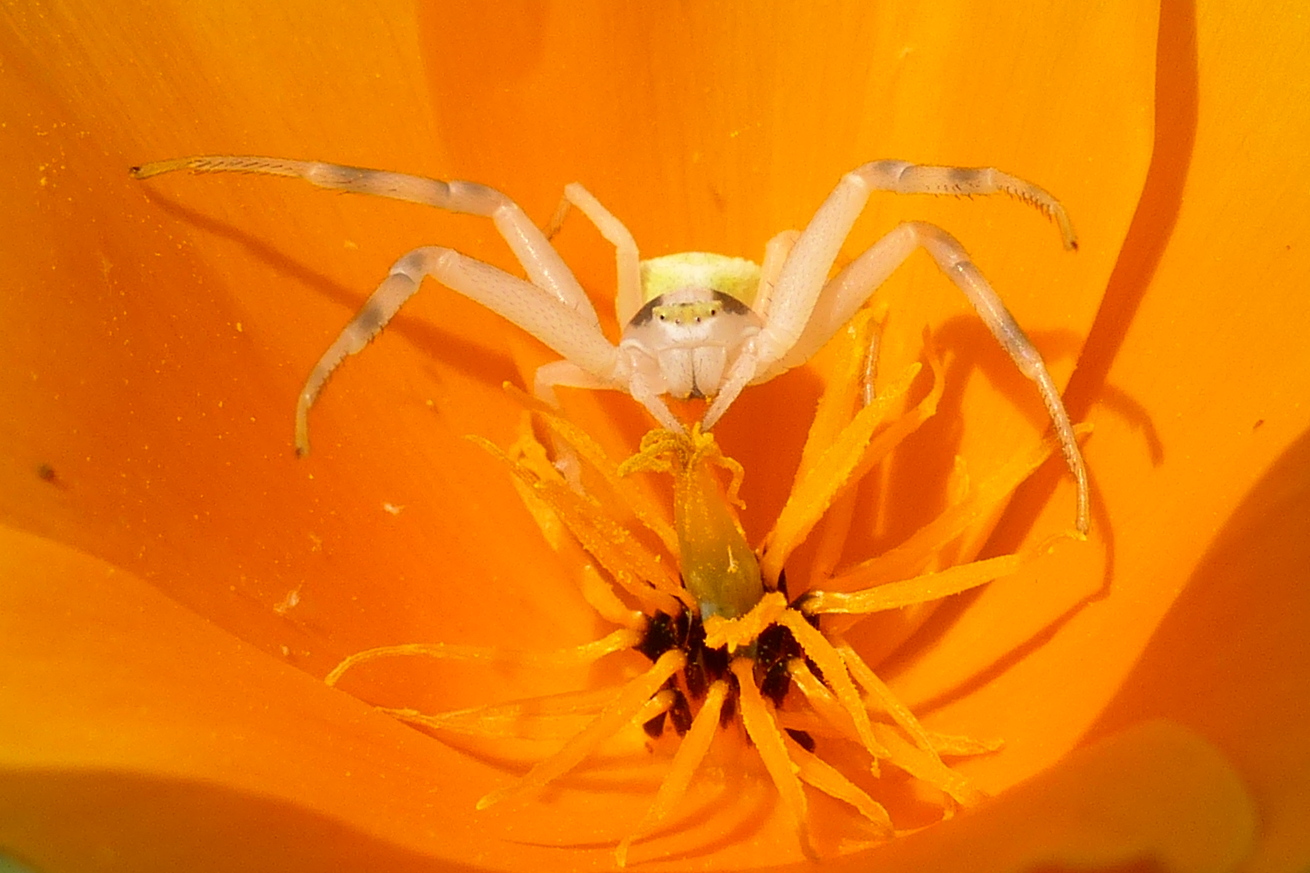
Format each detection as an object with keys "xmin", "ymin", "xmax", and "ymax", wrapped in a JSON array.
[
  {"xmin": 132, "ymin": 155, "xmax": 1090, "ymax": 532},
  {"xmin": 621, "ymin": 255, "xmax": 763, "ymax": 404}
]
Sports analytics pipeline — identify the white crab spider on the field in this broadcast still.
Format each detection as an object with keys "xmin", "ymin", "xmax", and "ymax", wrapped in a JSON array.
[{"xmin": 132, "ymin": 156, "xmax": 1089, "ymax": 533}]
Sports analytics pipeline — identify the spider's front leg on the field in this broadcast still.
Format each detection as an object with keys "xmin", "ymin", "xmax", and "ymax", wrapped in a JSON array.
[
  {"xmin": 691, "ymin": 231, "xmax": 799, "ymax": 431},
  {"xmin": 752, "ymin": 160, "xmax": 1076, "ymax": 380},
  {"xmin": 746, "ymin": 161, "xmax": 1089, "ymax": 533},
  {"xmin": 823, "ymin": 224, "xmax": 1090, "ymax": 533},
  {"xmin": 133, "ymin": 156, "xmax": 630, "ymax": 455},
  {"xmin": 132, "ymin": 156, "xmax": 599, "ymax": 318}
]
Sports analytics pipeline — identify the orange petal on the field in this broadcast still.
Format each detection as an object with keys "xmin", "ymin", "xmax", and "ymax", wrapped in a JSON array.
[
  {"xmin": 1086, "ymin": 429, "xmax": 1310, "ymax": 872},
  {"xmin": 887, "ymin": 10, "xmax": 1310, "ymax": 850},
  {"xmin": 7, "ymin": 0, "xmax": 1304, "ymax": 869},
  {"xmin": 1, "ymin": 0, "xmax": 602, "ymax": 696},
  {"xmin": 804, "ymin": 720, "xmax": 1254, "ymax": 873},
  {"xmin": 0, "ymin": 524, "xmax": 586, "ymax": 871}
]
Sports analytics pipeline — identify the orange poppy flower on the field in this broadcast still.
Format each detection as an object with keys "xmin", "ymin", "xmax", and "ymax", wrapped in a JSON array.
[{"xmin": 2, "ymin": 2, "xmax": 1307, "ymax": 871}]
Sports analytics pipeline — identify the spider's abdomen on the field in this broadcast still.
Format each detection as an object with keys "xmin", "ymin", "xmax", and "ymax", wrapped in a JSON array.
[{"xmin": 638, "ymin": 252, "xmax": 761, "ymax": 306}]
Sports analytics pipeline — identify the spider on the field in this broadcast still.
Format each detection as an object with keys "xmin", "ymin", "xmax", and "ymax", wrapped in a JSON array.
[{"xmin": 131, "ymin": 156, "xmax": 1090, "ymax": 533}]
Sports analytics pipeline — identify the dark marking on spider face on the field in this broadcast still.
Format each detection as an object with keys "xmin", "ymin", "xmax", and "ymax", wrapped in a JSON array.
[{"xmin": 627, "ymin": 289, "xmax": 753, "ymax": 328}]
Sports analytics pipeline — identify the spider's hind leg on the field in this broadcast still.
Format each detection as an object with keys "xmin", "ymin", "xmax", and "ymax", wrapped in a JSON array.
[{"xmin": 293, "ymin": 246, "xmax": 620, "ymax": 456}]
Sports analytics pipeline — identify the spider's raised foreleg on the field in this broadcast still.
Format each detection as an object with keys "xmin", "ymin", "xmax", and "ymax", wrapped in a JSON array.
[
  {"xmin": 752, "ymin": 229, "xmax": 801, "ymax": 319},
  {"xmin": 851, "ymin": 160, "xmax": 1077, "ymax": 250},
  {"xmin": 749, "ymin": 160, "xmax": 1075, "ymax": 378},
  {"xmin": 132, "ymin": 156, "xmax": 600, "ymax": 323},
  {"xmin": 545, "ymin": 183, "xmax": 644, "ymax": 327},
  {"xmin": 726, "ymin": 161, "xmax": 1085, "ymax": 530},
  {"xmin": 541, "ymin": 183, "xmax": 709, "ymax": 437},
  {"xmin": 769, "ymin": 220, "xmax": 1090, "ymax": 533},
  {"xmin": 294, "ymin": 246, "xmax": 620, "ymax": 455}
]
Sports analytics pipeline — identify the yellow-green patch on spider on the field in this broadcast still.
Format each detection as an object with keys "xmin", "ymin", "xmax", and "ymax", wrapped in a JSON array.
[{"xmin": 325, "ymin": 312, "xmax": 1087, "ymax": 867}]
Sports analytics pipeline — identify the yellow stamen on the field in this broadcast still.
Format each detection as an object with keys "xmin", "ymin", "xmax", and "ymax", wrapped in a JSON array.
[
  {"xmin": 580, "ymin": 563, "xmax": 646, "ymax": 628},
  {"xmin": 797, "ymin": 309, "xmax": 886, "ymax": 581},
  {"xmin": 805, "ymin": 552, "xmax": 1024, "ymax": 615},
  {"xmin": 478, "ymin": 649, "xmax": 687, "ymax": 810},
  {"xmin": 473, "ymin": 434, "xmax": 689, "ymax": 613},
  {"xmin": 503, "ymin": 384, "xmax": 679, "ymax": 555},
  {"xmin": 762, "ymin": 341, "xmax": 944, "ymax": 581},
  {"xmin": 829, "ymin": 424, "xmax": 1092, "ymax": 589},
  {"xmin": 783, "ymin": 731, "xmax": 893, "ymax": 835},
  {"xmin": 324, "ymin": 626, "xmax": 643, "ymax": 687},
  {"xmin": 616, "ymin": 679, "xmax": 729, "ymax": 867},
  {"xmin": 503, "ymin": 412, "xmax": 571, "ymax": 552},
  {"xmin": 871, "ymin": 723, "xmax": 985, "ymax": 806},
  {"xmin": 838, "ymin": 643, "xmax": 938, "ymax": 756},
  {"xmin": 732, "ymin": 658, "xmax": 815, "ymax": 858},
  {"xmin": 787, "ymin": 654, "xmax": 988, "ymax": 807},
  {"xmin": 702, "ymin": 591, "xmax": 787, "ymax": 652},
  {"xmin": 633, "ymin": 689, "xmax": 677, "ymax": 728},
  {"xmin": 380, "ymin": 685, "xmax": 622, "ymax": 741},
  {"xmin": 923, "ymin": 731, "xmax": 1004, "ymax": 756},
  {"xmin": 795, "ymin": 308, "xmax": 885, "ymax": 480},
  {"xmin": 786, "ymin": 659, "xmax": 865, "ymax": 748},
  {"xmin": 776, "ymin": 610, "xmax": 890, "ymax": 760}
]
